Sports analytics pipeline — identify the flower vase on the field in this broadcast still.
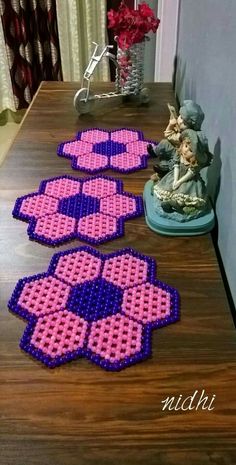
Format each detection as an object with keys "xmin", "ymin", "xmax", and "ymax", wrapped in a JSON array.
[{"xmin": 116, "ymin": 41, "xmax": 145, "ymax": 96}]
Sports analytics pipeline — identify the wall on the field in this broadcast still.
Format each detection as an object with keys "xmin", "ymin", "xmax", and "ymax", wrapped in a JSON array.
[
  {"xmin": 143, "ymin": 0, "xmax": 179, "ymax": 82},
  {"xmin": 154, "ymin": 0, "xmax": 179, "ymax": 82},
  {"xmin": 136, "ymin": 0, "xmax": 158, "ymax": 81},
  {"xmin": 135, "ymin": 0, "xmax": 179, "ymax": 82},
  {"xmin": 175, "ymin": 0, "xmax": 236, "ymax": 306}
]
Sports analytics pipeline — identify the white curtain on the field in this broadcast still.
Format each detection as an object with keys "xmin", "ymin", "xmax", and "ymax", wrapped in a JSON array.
[
  {"xmin": 0, "ymin": 19, "xmax": 16, "ymax": 113},
  {"xmin": 56, "ymin": 0, "xmax": 109, "ymax": 82}
]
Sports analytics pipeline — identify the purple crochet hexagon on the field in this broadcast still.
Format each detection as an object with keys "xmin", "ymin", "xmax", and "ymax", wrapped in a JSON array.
[
  {"xmin": 57, "ymin": 128, "xmax": 156, "ymax": 174},
  {"xmin": 8, "ymin": 246, "xmax": 180, "ymax": 370},
  {"xmin": 12, "ymin": 175, "xmax": 144, "ymax": 246}
]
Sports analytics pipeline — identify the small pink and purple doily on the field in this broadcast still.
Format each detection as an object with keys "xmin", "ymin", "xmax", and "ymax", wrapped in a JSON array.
[
  {"xmin": 12, "ymin": 175, "xmax": 143, "ymax": 245},
  {"xmin": 57, "ymin": 128, "xmax": 156, "ymax": 173},
  {"xmin": 9, "ymin": 246, "xmax": 180, "ymax": 371}
]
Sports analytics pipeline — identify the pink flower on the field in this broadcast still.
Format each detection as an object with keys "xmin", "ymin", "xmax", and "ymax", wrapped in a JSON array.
[
  {"xmin": 138, "ymin": 3, "xmax": 154, "ymax": 18},
  {"xmin": 107, "ymin": 1, "xmax": 160, "ymax": 50}
]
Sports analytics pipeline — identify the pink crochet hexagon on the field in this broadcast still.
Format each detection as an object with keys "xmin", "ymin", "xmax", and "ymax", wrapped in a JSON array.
[
  {"xmin": 9, "ymin": 246, "xmax": 180, "ymax": 370},
  {"xmin": 18, "ymin": 276, "xmax": 70, "ymax": 317},
  {"xmin": 13, "ymin": 175, "xmax": 144, "ymax": 246},
  {"xmin": 34, "ymin": 213, "xmax": 76, "ymax": 241},
  {"xmin": 43, "ymin": 178, "xmax": 81, "ymax": 198},
  {"xmin": 63, "ymin": 140, "xmax": 93, "ymax": 157},
  {"xmin": 58, "ymin": 128, "xmax": 156, "ymax": 174},
  {"xmin": 110, "ymin": 153, "xmax": 142, "ymax": 171},
  {"xmin": 102, "ymin": 253, "xmax": 148, "ymax": 289},
  {"xmin": 87, "ymin": 314, "xmax": 142, "ymax": 363},
  {"xmin": 100, "ymin": 194, "xmax": 136, "ymax": 218},
  {"xmin": 54, "ymin": 250, "xmax": 101, "ymax": 286},
  {"xmin": 20, "ymin": 194, "xmax": 58, "ymax": 218},
  {"xmin": 111, "ymin": 129, "xmax": 139, "ymax": 143},
  {"xmin": 75, "ymin": 152, "xmax": 108, "ymax": 171},
  {"xmin": 80, "ymin": 129, "xmax": 109, "ymax": 143},
  {"xmin": 126, "ymin": 140, "xmax": 149, "ymax": 155},
  {"xmin": 82, "ymin": 177, "xmax": 117, "ymax": 198},
  {"xmin": 31, "ymin": 310, "xmax": 88, "ymax": 358},
  {"xmin": 77, "ymin": 213, "xmax": 117, "ymax": 242},
  {"xmin": 122, "ymin": 283, "xmax": 172, "ymax": 324}
]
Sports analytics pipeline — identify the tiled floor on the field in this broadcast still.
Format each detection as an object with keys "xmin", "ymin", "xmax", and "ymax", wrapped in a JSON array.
[
  {"xmin": 0, "ymin": 122, "xmax": 20, "ymax": 166},
  {"xmin": 0, "ymin": 110, "xmax": 24, "ymax": 166}
]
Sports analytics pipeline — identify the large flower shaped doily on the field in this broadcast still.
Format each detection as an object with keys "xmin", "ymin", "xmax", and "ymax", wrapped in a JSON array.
[
  {"xmin": 8, "ymin": 247, "xmax": 180, "ymax": 371},
  {"xmin": 57, "ymin": 128, "xmax": 155, "ymax": 173},
  {"xmin": 12, "ymin": 175, "xmax": 143, "ymax": 245}
]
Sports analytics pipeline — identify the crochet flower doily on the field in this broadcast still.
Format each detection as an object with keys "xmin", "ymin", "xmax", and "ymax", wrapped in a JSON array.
[
  {"xmin": 57, "ymin": 128, "xmax": 155, "ymax": 173},
  {"xmin": 12, "ymin": 175, "xmax": 143, "ymax": 245},
  {"xmin": 9, "ymin": 247, "xmax": 180, "ymax": 371}
]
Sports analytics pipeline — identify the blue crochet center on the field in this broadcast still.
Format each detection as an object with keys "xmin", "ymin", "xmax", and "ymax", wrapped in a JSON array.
[
  {"xmin": 67, "ymin": 278, "xmax": 123, "ymax": 322},
  {"xmin": 93, "ymin": 140, "xmax": 126, "ymax": 156},
  {"xmin": 58, "ymin": 193, "xmax": 100, "ymax": 219}
]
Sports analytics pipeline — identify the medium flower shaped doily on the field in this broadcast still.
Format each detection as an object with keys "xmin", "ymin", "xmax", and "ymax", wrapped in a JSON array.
[
  {"xmin": 57, "ymin": 128, "xmax": 156, "ymax": 174},
  {"xmin": 12, "ymin": 175, "xmax": 143, "ymax": 245},
  {"xmin": 9, "ymin": 247, "xmax": 180, "ymax": 371}
]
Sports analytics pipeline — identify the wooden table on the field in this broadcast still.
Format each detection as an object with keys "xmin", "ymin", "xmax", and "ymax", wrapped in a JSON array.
[{"xmin": 0, "ymin": 82, "xmax": 235, "ymax": 465}]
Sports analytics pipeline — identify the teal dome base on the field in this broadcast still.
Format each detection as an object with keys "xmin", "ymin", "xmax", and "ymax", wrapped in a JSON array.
[{"xmin": 143, "ymin": 180, "xmax": 215, "ymax": 236}]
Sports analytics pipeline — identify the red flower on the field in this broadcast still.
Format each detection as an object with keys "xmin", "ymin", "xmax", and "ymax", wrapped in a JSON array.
[
  {"xmin": 107, "ymin": 1, "xmax": 160, "ymax": 50},
  {"xmin": 138, "ymin": 3, "xmax": 154, "ymax": 18}
]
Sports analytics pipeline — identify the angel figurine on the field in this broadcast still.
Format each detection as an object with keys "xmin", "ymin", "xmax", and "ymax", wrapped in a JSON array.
[
  {"xmin": 153, "ymin": 128, "xmax": 213, "ymax": 221},
  {"xmin": 148, "ymin": 100, "xmax": 205, "ymax": 178}
]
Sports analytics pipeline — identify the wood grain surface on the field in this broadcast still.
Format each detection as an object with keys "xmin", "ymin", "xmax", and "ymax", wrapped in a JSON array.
[{"xmin": 0, "ymin": 82, "xmax": 235, "ymax": 465}]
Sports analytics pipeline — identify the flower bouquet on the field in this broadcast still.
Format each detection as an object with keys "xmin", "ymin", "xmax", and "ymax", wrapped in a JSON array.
[{"xmin": 108, "ymin": 1, "xmax": 160, "ymax": 94}]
